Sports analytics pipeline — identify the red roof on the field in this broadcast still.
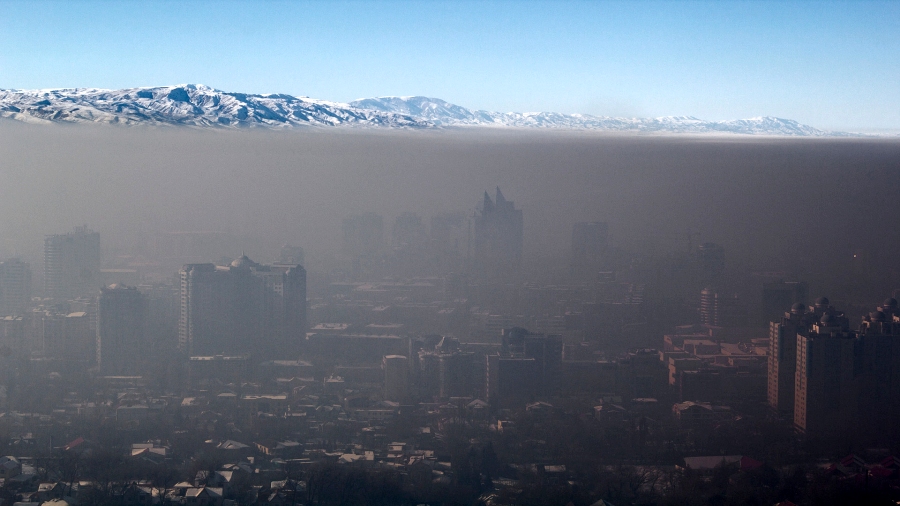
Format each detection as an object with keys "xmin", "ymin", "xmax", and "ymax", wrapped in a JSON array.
[
  {"xmin": 840, "ymin": 454, "xmax": 867, "ymax": 468},
  {"xmin": 64, "ymin": 437, "xmax": 85, "ymax": 451},
  {"xmin": 740, "ymin": 456, "xmax": 763, "ymax": 472},
  {"xmin": 880, "ymin": 456, "xmax": 900, "ymax": 469},
  {"xmin": 869, "ymin": 466, "xmax": 894, "ymax": 478}
]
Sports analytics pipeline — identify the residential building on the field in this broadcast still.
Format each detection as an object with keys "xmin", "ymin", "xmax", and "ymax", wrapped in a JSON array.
[
  {"xmin": 178, "ymin": 256, "xmax": 306, "ymax": 358},
  {"xmin": 383, "ymin": 354, "xmax": 409, "ymax": 402},
  {"xmin": 0, "ymin": 259, "xmax": 31, "ymax": 315},
  {"xmin": 794, "ymin": 305, "xmax": 858, "ymax": 436},
  {"xmin": 44, "ymin": 226, "xmax": 101, "ymax": 299},
  {"xmin": 767, "ymin": 302, "xmax": 818, "ymax": 414},
  {"xmin": 97, "ymin": 284, "xmax": 148, "ymax": 375}
]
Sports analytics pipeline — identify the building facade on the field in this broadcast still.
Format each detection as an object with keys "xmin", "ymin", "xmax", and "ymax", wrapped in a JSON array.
[
  {"xmin": 0, "ymin": 259, "xmax": 31, "ymax": 316},
  {"xmin": 97, "ymin": 284, "xmax": 148, "ymax": 375},
  {"xmin": 44, "ymin": 226, "xmax": 101, "ymax": 300},
  {"xmin": 767, "ymin": 302, "xmax": 818, "ymax": 414},
  {"xmin": 179, "ymin": 256, "xmax": 306, "ymax": 359}
]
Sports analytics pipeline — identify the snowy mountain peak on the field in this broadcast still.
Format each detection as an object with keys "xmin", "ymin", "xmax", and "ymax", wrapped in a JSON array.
[
  {"xmin": 0, "ymin": 85, "xmax": 429, "ymax": 128},
  {"xmin": 349, "ymin": 97, "xmax": 834, "ymax": 136},
  {"xmin": 0, "ymin": 85, "xmax": 838, "ymax": 136}
]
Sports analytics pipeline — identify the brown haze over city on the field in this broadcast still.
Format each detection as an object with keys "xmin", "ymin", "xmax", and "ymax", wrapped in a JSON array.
[{"xmin": 0, "ymin": 121, "xmax": 898, "ymax": 298}]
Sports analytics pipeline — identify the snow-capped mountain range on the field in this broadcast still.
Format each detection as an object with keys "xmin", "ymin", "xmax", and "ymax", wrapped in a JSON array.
[{"xmin": 0, "ymin": 84, "xmax": 839, "ymax": 136}]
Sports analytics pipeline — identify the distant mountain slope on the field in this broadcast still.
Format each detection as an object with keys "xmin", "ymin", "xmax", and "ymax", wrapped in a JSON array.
[
  {"xmin": 0, "ymin": 84, "xmax": 837, "ymax": 135},
  {"xmin": 0, "ymin": 84, "xmax": 428, "ymax": 128},
  {"xmin": 349, "ymin": 96, "xmax": 830, "ymax": 136}
]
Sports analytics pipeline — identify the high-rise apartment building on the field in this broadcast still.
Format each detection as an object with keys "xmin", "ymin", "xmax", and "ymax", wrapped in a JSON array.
[
  {"xmin": 767, "ymin": 302, "xmax": 818, "ymax": 414},
  {"xmin": 342, "ymin": 212, "xmax": 384, "ymax": 279},
  {"xmin": 416, "ymin": 336, "xmax": 475, "ymax": 400},
  {"xmin": 856, "ymin": 298, "xmax": 900, "ymax": 430},
  {"xmin": 699, "ymin": 288, "xmax": 747, "ymax": 327},
  {"xmin": 44, "ymin": 226, "xmax": 101, "ymax": 299},
  {"xmin": 342, "ymin": 212, "xmax": 384, "ymax": 257},
  {"xmin": 179, "ymin": 256, "xmax": 306, "ymax": 358},
  {"xmin": 97, "ymin": 284, "xmax": 148, "ymax": 375},
  {"xmin": 794, "ymin": 305, "xmax": 858, "ymax": 436},
  {"xmin": 486, "ymin": 327, "xmax": 562, "ymax": 407},
  {"xmin": 769, "ymin": 297, "xmax": 900, "ymax": 438},
  {"xmin": 429, "ymin": 212, "xmax": 467, "ymax": 275},
  {"xmin": 697, "ymin": 242, "xmax": 725, "ymax": 286},
  {"xmin": 383, "ymin": 354, "xmax": 409, "ymax": 403},
  {"xmin": 0, "ymin": 259, "xmax": 31, "ymax": 316}
]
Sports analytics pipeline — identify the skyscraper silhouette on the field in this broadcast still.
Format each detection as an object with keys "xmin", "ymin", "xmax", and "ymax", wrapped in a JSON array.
[{"xmin": 474, "ymin": 187, "xmax": 523, "ymax": 276}]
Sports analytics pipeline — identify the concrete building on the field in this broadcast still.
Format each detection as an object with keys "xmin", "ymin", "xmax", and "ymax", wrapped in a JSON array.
[
  {"xmin": 486, "ymin": 328, "xmax": 562, "ymax": 407},
  {"xmin": 767, "ymin": 302, "xmax": 818, "ymax": 414},
  {"xmin": 342, "ymin": 213, "xmax": 384, "ymax": 257},
  {"xmin": 0, "ymin": 259, "xmax": 31, "ymax": 316},
  {"xmin": 429, "ymin": 212, "xmax": 467, "ymax": 275},
  {"xmin": 28, "ymin": 308, "xmax": 94, "ymax": 361},
  {"xmin": 856, "ymin": 298, "xmax": 900, "ymax": 431},
  {"xmin": 383, "ymin": 354, "xmax": 409, "ymax": 403},
  {"xmin": 699, "ymin": 288, "xmax": 747, "ymax": 327},
  {"xmin": 0, "ymin": 316, "xmax": 23, "ymax": 356},
  {"xmin": 44, "ymin": 226, "xmax": 101, "ymax": 299},
  {"xmin": 416, "ymin": 336, "xmax": 475, "ymax": 400},
  {"xmin": 188, "ymin": 355, "xmax": 251, "ymax": 387},
  {"xmin": 97, "ymin": 284, "xmax": 148, "ymax": 375},
  {"xmin": 794, "ymin": 305, "xmax": 858, "ymax": 436},
  {"xmin": 178, "ymin": 256, "xmax": 306, "ymax": 358},
  {"xmin": 697, "ymin": 242, "xmax": 725, "ymax": 286},
  {"xmin": 305, "ymin": 333, "xmax": 406, "ymax": 365}
]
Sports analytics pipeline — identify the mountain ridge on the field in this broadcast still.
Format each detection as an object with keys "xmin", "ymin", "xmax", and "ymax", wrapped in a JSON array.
[{"xmin": 0, "ymin": 84, "xmax": 847, "ymax": 136}]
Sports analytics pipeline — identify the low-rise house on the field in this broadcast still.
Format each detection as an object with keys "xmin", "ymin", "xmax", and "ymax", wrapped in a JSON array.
[
  {"xmin": 672, "ymin": 401, "xmax": 731, "ymax": 424},
  {"xmin": 0, "ymin": 456, "xmax": 21, "ymax": 479},
  {"xmin": 185, "ymin": 487, "xmax": 223, "ymax": 506}
]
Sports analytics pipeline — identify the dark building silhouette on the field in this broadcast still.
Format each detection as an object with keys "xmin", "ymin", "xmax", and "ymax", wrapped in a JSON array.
[
  {"xmin": 382, "ymin": 354, "xmax": 409, "ymax": 402},
  {"xmin": 44, "ymin": 226, "xmax": 101, "ymax": 299},
  {"xmin": 474, "ymin": 188, "xmax": 523, "ymax": 275},
  {"xmin": 416, "ymin": 336, "xmax": 475, "ymax": 400},
  {"xmin": 699, "ymin": 288, "xmax": 747, "ymax": 327},
  {"xmin": 97, "ymin": 284, "xmax": 148, "ymax": 375},
  {"xmin": 392, "ymin": 212, "xmax": 427, "ymax": 252},
  {"xmin": 389, "ymin": 212, "xmax": 428, "ymax": 276},
  {"xmin": 0, "ymin": 258, "xmax": 31, "ymax": 316},
  {"xmin": 342, "ymin": 212, "xmax": 383, "ymax": 257},
  {"xmin": 278, "ymin": 244, "xmax": 305, "ymax": 265},
  {"xmin": 856, "ymin": 298, "xmax": 900, "ymax": 432},
  {"xmin": 486, "ymin": 327, "xmax": 562, "ymax": 408},
  {"xmin": 178, "ymin": 255, "xmax": 306, "ymax": 358},
  {"xmin": 697, "ymin": 242, "xmax": 725, "ymax": 286},
  {"xmin": 794, "ymin": 303, "xmax": 856, "ymax": 436},
  {"xmin": 342, "ymin": 212, "xmax": 384, "ymax": 279},
  {"xmin": 429, "ymin": 212, "xmax": 467, "ymax": 274}
]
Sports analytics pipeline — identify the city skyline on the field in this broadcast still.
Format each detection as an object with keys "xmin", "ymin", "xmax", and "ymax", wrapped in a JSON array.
[{"xmin": 0, "ymin": 3, "xmax": 898, "ymax": 502}]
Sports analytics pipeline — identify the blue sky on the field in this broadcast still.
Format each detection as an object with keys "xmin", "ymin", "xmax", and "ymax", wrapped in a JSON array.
[{"xmin": 0, "ymin": 1, "xmax": 897, "ymax": 131}]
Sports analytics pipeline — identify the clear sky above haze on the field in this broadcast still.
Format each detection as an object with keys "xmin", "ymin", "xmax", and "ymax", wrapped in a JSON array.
[{"xmin": 0, "ymin": 1, "xmax": 897, "ymax": 132}]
